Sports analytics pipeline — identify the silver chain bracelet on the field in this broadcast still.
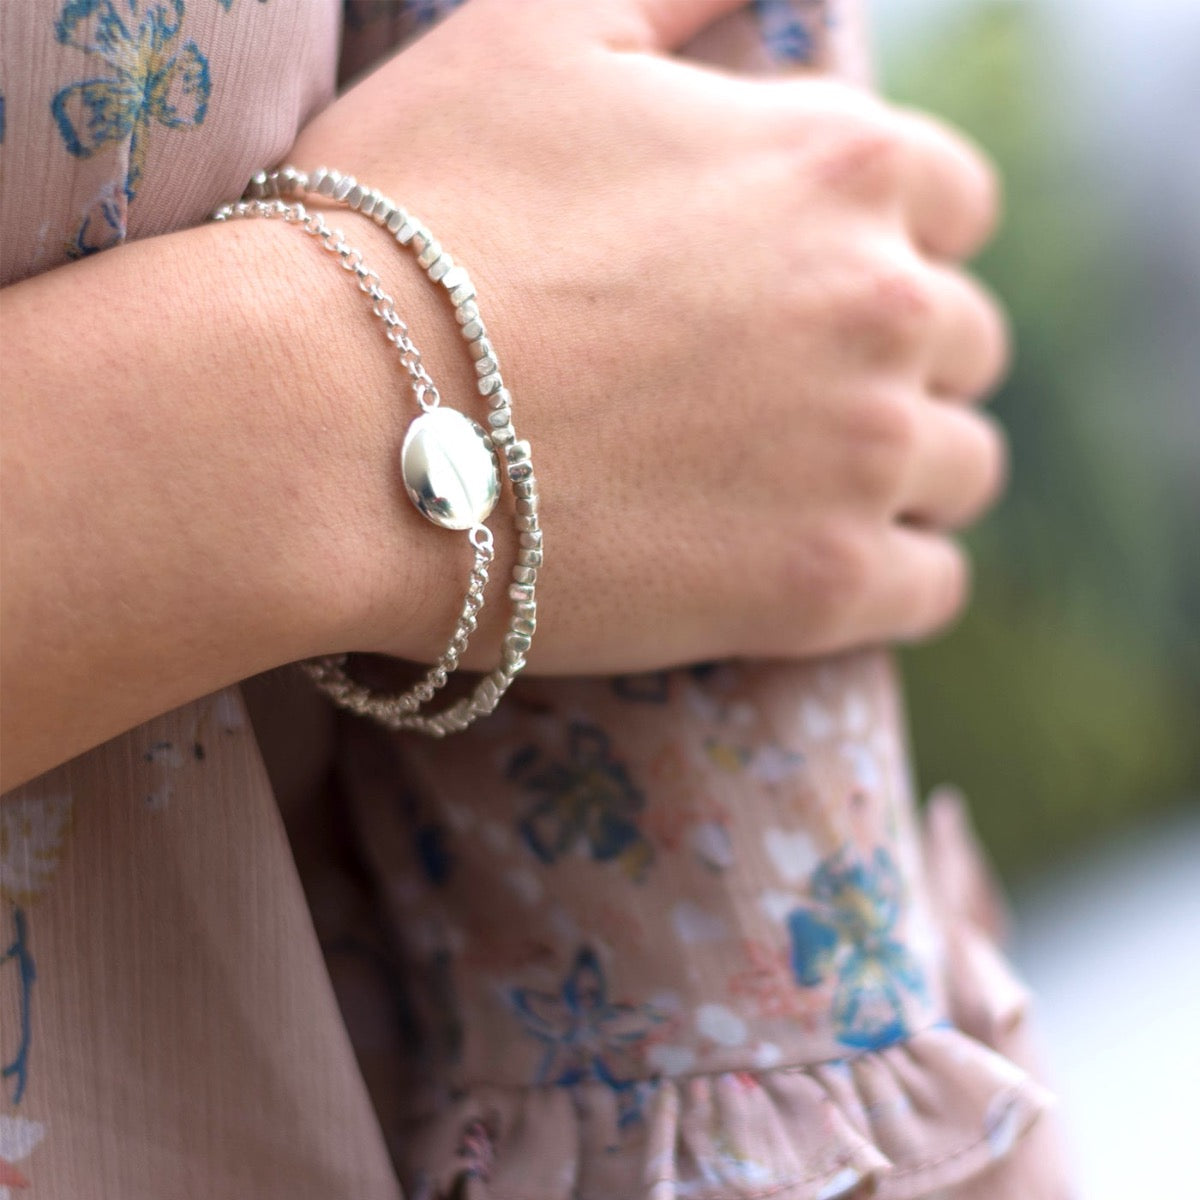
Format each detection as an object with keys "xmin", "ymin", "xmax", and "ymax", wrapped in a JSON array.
[{"xmin": 212, "ymin": 168, "xmax": 540, "ymax": 736}]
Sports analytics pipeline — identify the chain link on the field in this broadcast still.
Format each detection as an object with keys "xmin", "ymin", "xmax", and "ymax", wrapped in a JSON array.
[{"xmin": 213, "ymin": 168, "xmax": 542, "ymax": 737}]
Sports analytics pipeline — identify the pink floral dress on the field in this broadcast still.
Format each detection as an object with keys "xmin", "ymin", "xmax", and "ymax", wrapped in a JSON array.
[{"xmin": 0, "ymin": 2, "xmax": 1072, "ymax": 1197}]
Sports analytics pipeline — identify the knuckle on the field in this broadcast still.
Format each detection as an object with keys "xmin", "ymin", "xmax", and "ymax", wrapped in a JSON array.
[
  {"xmin": 842, "ymin": 249, "xmax": 936, "ymax": 360},
  {"xmin": 788, "ymin": 521, "xmax": 872, "ymax": 635},
  {"xmin": 844, "ymin": 388, "xmax": 919, "ymax": 499},
  {"xmin": 815, "ymin": 111, "xmax": 907, "ymax": 200}
]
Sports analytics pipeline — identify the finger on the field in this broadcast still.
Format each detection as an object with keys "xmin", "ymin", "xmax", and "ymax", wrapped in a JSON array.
[
  {"xmin": 858, "ymin": 526, "xmax": 971, "ymax": 643},
  {"xmin": 924, "ymin": 265, "xmax": 1010, "ymax": 400},
  {"xmin": 586, "ymin": 0, "xmax": 756, "ymax": 52},
  {"xmin": 897, "ymin": 109, "xmax": 1000, "ymax": 261},
  {"xmin": 900, "ymin": 403, "xmax": 1008, "ymax": 530}
]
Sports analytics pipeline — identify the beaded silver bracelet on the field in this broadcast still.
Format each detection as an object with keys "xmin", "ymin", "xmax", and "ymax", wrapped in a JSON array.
[{"xmin": 212, "ymin": 168, "xmax": 540, "ymax": 736}]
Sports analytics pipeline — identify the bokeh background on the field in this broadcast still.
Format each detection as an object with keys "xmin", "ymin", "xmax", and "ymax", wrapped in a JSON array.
[{"xmin": 874, "ymin": 1, "xmax": 1199, "ymax": 1194}]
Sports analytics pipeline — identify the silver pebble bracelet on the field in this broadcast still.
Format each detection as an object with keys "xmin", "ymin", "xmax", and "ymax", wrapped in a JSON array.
[{"xmin": 212, "ymin": 166, "xmax": 540, "ymax": 736}]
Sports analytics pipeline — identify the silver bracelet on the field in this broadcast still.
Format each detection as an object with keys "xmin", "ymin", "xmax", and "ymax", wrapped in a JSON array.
[{"xmin": 212, "ymin": 170, "xmax": 540, "ymax": 736}]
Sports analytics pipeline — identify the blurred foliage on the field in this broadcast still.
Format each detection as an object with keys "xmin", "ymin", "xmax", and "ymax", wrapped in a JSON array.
[{"xmin": 880, "ymin": 3, "xmax": 1199, "ymax": 878}]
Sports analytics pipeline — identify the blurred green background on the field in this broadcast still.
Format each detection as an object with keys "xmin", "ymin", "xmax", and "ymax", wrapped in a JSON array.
[{"xmin": 879, "ymin": 3, "xmax": 1199, "ymax": 879}]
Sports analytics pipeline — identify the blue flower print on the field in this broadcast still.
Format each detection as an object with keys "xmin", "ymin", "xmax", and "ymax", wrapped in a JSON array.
[
  {"xmin": 510, "ymin": 722, "xmax": 654, "ymax": 880},
  {"xmin": 511, "ymin": 947, "xmax": 665, "ymax": 1128},
  {"xmin": 752, "ymin": 0, "xmax": 828, "ymax": 65},
  {"xmin": 51, "ymin": 0, "xmax": 212, "ymax": 202},
  {"xmin": 786, "ymin": 846, "xmax": 928, "ymax": 1050},
  {"xmin": 67, "ymin": 181, "xmax": 126, "ymax": 258},
  {"xmin": 1, "ymin": 908, "xmax": 36, "ymax": 1105}
]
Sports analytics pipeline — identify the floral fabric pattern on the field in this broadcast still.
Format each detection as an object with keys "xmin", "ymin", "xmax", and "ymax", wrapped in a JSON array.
[
  {"xmin": 51, "ymin": 0, "xmax": 211, "ymax": 204},
  {"xmin": 511, "ymin": 947, "xmax": 665, "ymax": 1127},
  {"xmin": 0, "ymin": 1, "xmax": 1070, "ymax": 1197},
  {"xmin": 510, "ymin": 722, "xmax": 655, "ymax": 880},
  {"xmin": 787, "ymin": 846, "xmax": 929, "ymax": 1050}
]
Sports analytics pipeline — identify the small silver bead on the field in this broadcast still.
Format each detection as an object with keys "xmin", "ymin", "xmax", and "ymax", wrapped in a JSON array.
[
  {"xmin": 478, "ymin": 373, "xmax": 502, "ymax": 396},
  {"xmin": 516, "ymin": 497, "xmax": 538, "ymax": 516},
  {"xmin": 509, "ymin": 462, "xmax": 534, "ymax": 484},
  {"xmin": 475, "ymin": 355, "xmax": 499, "ymax": 377},
  {"xmin": 518, "ymin": 547, "xmax": 543, "ymax": 567},
  {"xmin": 247, "ymin": 170, "xmax": 268, "ymax": 198},
  {"xmin": 430, "ymin": 666, "xmax": 448, "ymax": 688},
  {"xmin": 441, "ymin": 265, "xmax": 469, "ymax": 292},
  {"xmin": 450, "ymin": 282, "xmax": 476, "ymax": 307},
  {"xmin": 515, "ymin": 600, "xmax": 537, "ymax": 621},
  {"xmin": 505, "ymin": 440, "xmax": 531, "ymax": 463},
  {"xmin": 427, "ymin": 254, "xmax": 453, "ymax": 282},
  {"xmin": 346, "ymin": 183, "xmax": 365, "ymax": 208},
  {"xmin": 515, "ymin": 513, "xmax": 539, "ymax": 531},
  {"xmin": 487, "ymin": 408, "xmax": 511, "ymax": 430},
  {"xmin": 469, "ymin": 337, "xmax": 494, "ymax": 362},
  {"xmin": 520, "ymin": 530, "xmax": 543, "ymax": 549},
  {"xmin": 410, "ymin": 225, "xmax": 433, "ymax": 252},
  {"xmin": 334, "ymin": 175, "xmax": 356, "ymax": 200},
  {"xmin": 395, "ymin": 218, "xmax": 419, "ymax": 244},
  {"xmin": 417, "ymin": 239, "xmax": 442, "ymax": 268},
  {"xmin": 317, "ymin": 169, "xmax": 339, "ymax": 197},
  {"xmin": 386, "ymin": 209, "xmax": 407, "ymax": 233},
  {"xmin": 490, "ymin": 425, "xmax": 515, "ymax": 447},
  {"xmin": 513, "ymin": 616, "xmax": 537, "ymax": 636},
  {"xmin": 310, "ymin": 166, "xmax": 329, "ymax": 194},
  {"xmin": 460, "ymin": 319, "xmax": 485, "ymax": 342},
  {"xmin": 512, "ymin": 565, "xmax": 537, "ymax": 586},
  {"xmin": 513, "ymin": 479, "xmax": 536, "ymax": 499},
  {"xmin": 505, "ymin": 632, "xmax": 533, "ymax": 655},
  {"xmin": 488, "ymin": 387, "xmax": 511, "ymax": 411},
  {"xmin": 456, "ymin": 299, "xmax": 480, "ymax": 325},
  {"xmin": 509, "ymin": 582, "xmax": 534, "ymax": 603}
]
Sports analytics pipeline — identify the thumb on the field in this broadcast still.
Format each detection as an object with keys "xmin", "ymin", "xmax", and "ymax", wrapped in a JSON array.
[{"xmin": 588, "ymin": 0, "xmax": 755, "ymax": 52}]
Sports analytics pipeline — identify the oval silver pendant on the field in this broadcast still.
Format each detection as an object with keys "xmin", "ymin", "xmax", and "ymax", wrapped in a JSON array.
[{"xmin": 401, "ymin": 408, "xmax": 500, "ymax": 531}]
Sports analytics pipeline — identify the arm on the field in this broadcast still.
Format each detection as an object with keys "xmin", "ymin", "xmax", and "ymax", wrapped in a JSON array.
[
  {"xmin": 0, "ymin": 215, "xmax": 456, "ymax": 789},
  {"xmin": 2, "ymin": 0, "xmax": 1008, "ymax": 790}
]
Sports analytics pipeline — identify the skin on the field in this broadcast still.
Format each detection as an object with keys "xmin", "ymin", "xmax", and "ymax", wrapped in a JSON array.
[{"xmin": 0, "ymin": 0, "xmax": 1008, "ymax": 790}]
